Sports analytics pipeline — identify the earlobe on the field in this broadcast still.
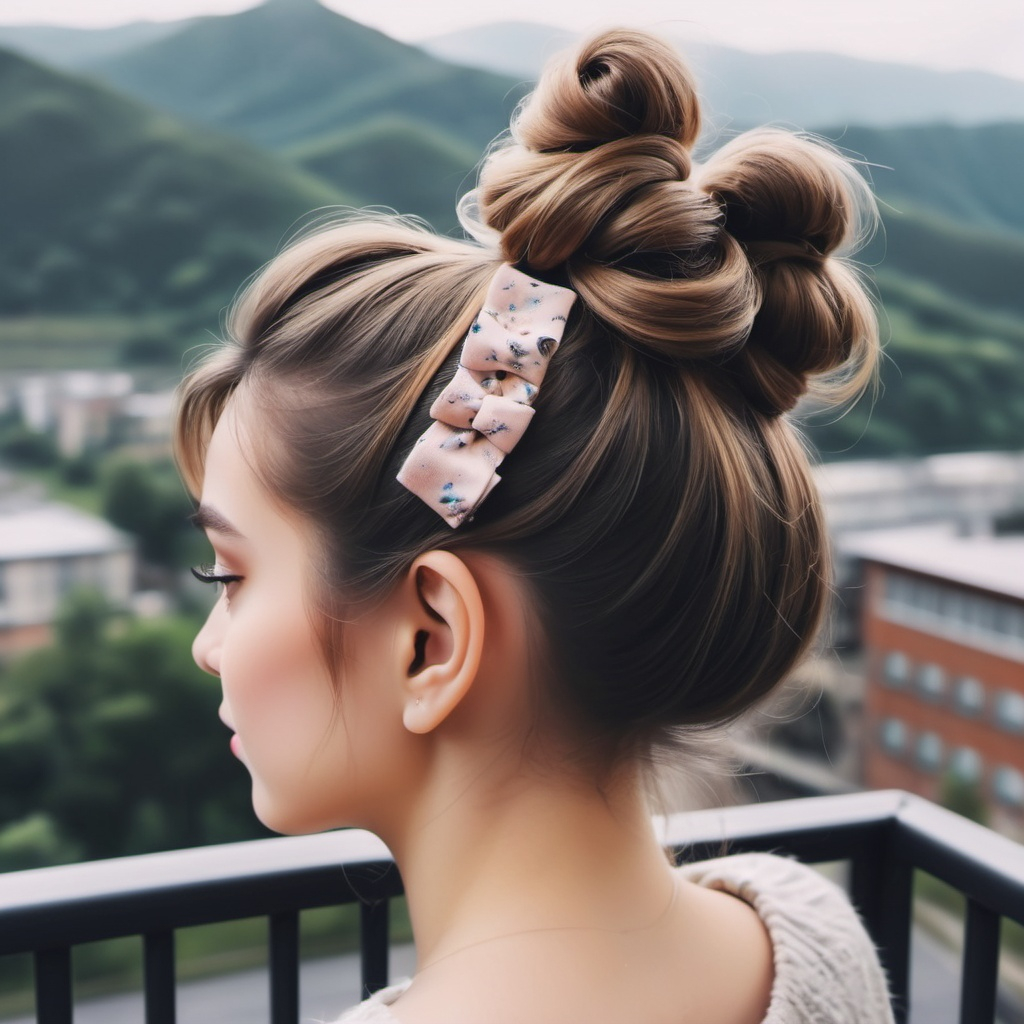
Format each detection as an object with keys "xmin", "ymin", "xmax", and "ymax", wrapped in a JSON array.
[{"xmin": 401, "ymin": 552, "xmax": 485, "ymax": 735}]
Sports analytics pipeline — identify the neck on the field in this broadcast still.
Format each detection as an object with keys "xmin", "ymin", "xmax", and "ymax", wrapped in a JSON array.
[{"xmin": 375, "ymin": 751, "xmax": 676, "ymax": 971}]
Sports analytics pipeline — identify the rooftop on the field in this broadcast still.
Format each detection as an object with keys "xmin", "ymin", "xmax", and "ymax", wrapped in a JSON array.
[
  {"xmin": 815, "ymin": 451, "xmax": 1024, "ymax": 497},
  {"xmin": 839, "ymin": 523, "xmax": 1024, "ymax": 602},
  {"xmin": 0, "ymin": 501, "xmax": 132, "ymax": 562}
]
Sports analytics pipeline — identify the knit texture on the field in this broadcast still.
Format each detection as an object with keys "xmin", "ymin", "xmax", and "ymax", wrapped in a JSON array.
[{"xmin": 333, "ymin": 852, "xmax": 895, "ymax": 1023}]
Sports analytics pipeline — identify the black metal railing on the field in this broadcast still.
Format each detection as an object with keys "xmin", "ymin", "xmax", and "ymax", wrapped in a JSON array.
[{"xmin": 1, "ymin": 789, "xmax": 1022, "ymax": 1024}]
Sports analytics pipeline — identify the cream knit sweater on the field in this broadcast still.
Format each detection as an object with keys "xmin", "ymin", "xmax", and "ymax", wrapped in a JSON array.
[{"xmin": 333, "ymin": 852, "xmax": 896, "ymax": 1023}]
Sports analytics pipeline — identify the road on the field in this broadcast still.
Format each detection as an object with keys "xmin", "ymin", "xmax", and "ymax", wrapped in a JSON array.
[{"xmin": 3, "ymin": 928, "xmax": 1021, "ymax": 1023}]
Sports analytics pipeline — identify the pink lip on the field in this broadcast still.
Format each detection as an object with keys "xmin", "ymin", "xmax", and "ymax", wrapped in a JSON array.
[{"xmin": 230, "ymin": 734, "xmax": 242, "ymax": 758}]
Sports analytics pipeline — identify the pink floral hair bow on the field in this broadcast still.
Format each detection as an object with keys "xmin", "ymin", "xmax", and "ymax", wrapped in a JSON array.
[{"xmin": 397, "ymin": 264, "xmax": 577, "ymax": 527}]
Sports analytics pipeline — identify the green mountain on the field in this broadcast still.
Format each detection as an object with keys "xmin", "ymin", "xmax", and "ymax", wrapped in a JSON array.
[
  {"xmin": 0, "ymin": 7, "xmax": 1021, "ymax": 458},
  {"xmin": 809, "ymin": 266, "xmax": 1024, "ymax": 458},
  {"xmin": 287, "ymin": 115, "xmax": 479, "ymax": 234},
  {"xmin": 823, "ymin": 123, "xmax": 1024, "ymax": 321},
  {"xmin": 868, "ymin": 203, "xmax": 1024, "ymax": 318},
  {"xmin": 82, "ymin": 0, "xmax": 525, "ymax": 153},
  {"xmin": 835, "ymin": 123, "xmax": 1024, "ymax": 239},
  {"xmin": 820, "ymin": 123, "xmax": 1024, "ymax": 456},
  {"xmin": 15, "ymin": 11, "xmax": 1024, "ymax": 133},
  {"xmin": 0, "ymin": 45, "xmax": 348, "ymax": 363}
]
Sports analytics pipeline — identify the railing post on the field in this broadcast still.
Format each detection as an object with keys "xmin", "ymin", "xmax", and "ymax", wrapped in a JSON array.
[
  {"xmin": 959, "ymin": 900, "xmax": 1000, "ymax": 1024},
  {"xmin": 850, "ymin": 826, "xmax": 913, "ymax": 1024},
  {"xmin": 144, "ymin": 930, "xmax": 176, "ymax": 1024},
  {"xmin": 360, "ymin": 900, "xmax": 390, "ymax": 998},
  {"xmin": 269, "ymin": 910, "xmax": 300, "ymax": 1024},
  {"xmin": 34, "ymin": 947, "xmax": 73, "ymax": 1024}
]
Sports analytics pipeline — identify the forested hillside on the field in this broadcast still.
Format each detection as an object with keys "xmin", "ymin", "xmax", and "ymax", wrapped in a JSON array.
[
  {"xmin": 82, "ymin": 0, "xmax": 525, "ymax": 152},
  {"xmin": 286, "ymin": 116, "xmax": 479, "ymax": 233},
  {"xmin": 0, "ymin": 45, "xmax": 347, "ymax": 364},
  {"xmin": 839, "ymin": 122, "xmax": 1024, "ymax": 237},
  {"xmin": 0, "ymin": 0, "xmax": 1021, "ymax": 456}
]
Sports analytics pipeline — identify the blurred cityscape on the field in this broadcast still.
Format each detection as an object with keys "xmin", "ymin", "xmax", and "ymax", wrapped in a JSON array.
[{"xmin": 0, "ymin": 0, "xmax": 1022, "ymax": 1019}]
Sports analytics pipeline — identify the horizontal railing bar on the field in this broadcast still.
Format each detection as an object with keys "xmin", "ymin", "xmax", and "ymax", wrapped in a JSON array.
[
  {"xmin": 663, "ymin": 788, "xmax": 905, "ymax": 862},
  {"xmin": 3, "ymin": 791, "xmax": 1021, "ymax": 963},
  {"xmin": 0, "ymin": 830, "xmax": 401, "ymax": 956},
  {"xmin": 893, "ymin": 796, "xmax": 1024, "ymax": 925}
]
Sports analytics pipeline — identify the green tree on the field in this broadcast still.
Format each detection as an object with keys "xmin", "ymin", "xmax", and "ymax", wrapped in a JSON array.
[
  {"xmin": 101, "ymin": 459, "xmax": 194, "ymax": 567},
  {"xmin": 0, "ymin": 594, "xmax": 265, "ymax": 870},
  {"xmin": 940, "ymin": 772, "xmax": 988, "ymax": 827},
  {"xmin": 0, "ymin": 425, "xmax": 59, "ymax": 468}
]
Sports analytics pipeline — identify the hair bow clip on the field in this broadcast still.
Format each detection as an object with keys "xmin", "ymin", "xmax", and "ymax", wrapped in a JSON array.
[{"xmin": 397, "ymin": 264, "xmax": 577, "ymax": 527}]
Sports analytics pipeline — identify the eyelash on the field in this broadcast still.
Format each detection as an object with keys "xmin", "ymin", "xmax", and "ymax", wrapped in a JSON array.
[{"xmin": 190, "ymin": 564, "xmax": 244, "ymax": 589}]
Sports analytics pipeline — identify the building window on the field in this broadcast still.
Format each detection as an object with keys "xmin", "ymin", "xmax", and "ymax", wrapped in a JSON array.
[
  {"xmin": 916, "ymin": 664, "xmax": 945, "ymax": 703},
  {"xmin": 949, "ymin": 747, "xmax": 982, "ymax": 785},
  {"xmin": 962, "ymin": 598, "xmax": 995, "ymax": 634},
  {"xmin": 882, "ymin": 651, "xmax": 910, "ymax": 689},
  {"xmin": 915, "ymin": 732, "xmax": 944, "ymax": 773},
  {"xmin": 880, "ymin": 571, "xmax": 1024, "ymax": 658},
  {"xmin": 953, "ymin": 676, "xmax": 986, "ymax": 717},
  {"xmin": 994, "ymin": 691, "xmax": 1024, "ymax": 735},
  {"xmin": 993, "ymin": 767, "xmax": 1024, "ymax": 808},
  {"xmin": 885, "ymin": 574, "xmax": 909, "ymax": 606},
  {"xmin": 879, "ymin": 718, "xmax": 907, "ymax": 756},
  {"xmin": 1014, "ymin": 607, "xmax": 1024, "ymax": 645}
]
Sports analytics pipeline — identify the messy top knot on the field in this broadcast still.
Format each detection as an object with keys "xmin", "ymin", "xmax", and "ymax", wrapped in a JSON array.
[
  {"xmin": 514, "ymin": 30, "xmax": 702, "ymax": 151},
  {"xmin": 476, "ymin": 30, "xmax": 876, "ymax": 417},
  {"xmin": 177, "ymin": 28, "xmax": 880, "ymax": 766}
]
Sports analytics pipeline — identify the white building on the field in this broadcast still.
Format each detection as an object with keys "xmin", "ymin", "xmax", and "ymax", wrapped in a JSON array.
[
  {"xmin": 8, "ymin": 372, "xmax": 174, "ymax": 459},
  {"xmin": 0, "ymin": 501, "xmax": 135, "ymax": 654},
  {"xmin": 815, "ymin": 451, "xmax": 1024, "ymax": 535},
  {"xmin": 815, "ymin": 451, "xmax": 1024, "ymax": 648}
]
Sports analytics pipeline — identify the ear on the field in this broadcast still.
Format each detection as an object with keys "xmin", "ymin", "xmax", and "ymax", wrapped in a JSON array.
[{"xmin": 401, "ymin": 550, "xmax": 485, "ymax": 734}]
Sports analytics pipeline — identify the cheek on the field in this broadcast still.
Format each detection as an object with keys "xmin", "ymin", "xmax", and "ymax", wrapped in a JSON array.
[{"xmin": 222, "ymin": 605, "xmax": 334, "ymax": 763}]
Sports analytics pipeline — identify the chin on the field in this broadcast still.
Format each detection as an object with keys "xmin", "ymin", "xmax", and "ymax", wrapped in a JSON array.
[{"xmin": 251, "ymin": 788, "xmax": 342, "ymax": 836}]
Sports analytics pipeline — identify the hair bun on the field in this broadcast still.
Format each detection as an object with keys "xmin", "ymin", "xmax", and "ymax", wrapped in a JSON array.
[
  {"xmin": 516, "ymin": 30, "xmax": 701, "ymax": 152},
  {"xmin": 695, "ymin": 130, "xmax": 878, "ymax": 414},
  {"xmin": 700, "ymin": 130, "xmax": 870, "ymax": 259},
  {"xmin": 473, "ymin": 29, "xmax": 877, "ymax": 418},
  {"xmin": 476, "ymin": 30, "xmax": 705, "ymax": 275}
]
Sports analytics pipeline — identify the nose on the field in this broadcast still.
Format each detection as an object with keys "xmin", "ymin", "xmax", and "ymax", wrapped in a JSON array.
[{"xmin": 192, "ymin": 598, "xmax": 226, "ymax": 677}]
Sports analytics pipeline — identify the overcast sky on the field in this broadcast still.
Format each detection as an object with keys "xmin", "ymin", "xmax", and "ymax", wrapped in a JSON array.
[{"xmin": 1, "ymin": 0, "xmax": 1022, "ymax": 81}]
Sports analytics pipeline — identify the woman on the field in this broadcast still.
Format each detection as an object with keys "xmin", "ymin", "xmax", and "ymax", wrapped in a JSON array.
[{"xmin": 177, "ymin": 28, "xmax": 893, "ymax": 1023}]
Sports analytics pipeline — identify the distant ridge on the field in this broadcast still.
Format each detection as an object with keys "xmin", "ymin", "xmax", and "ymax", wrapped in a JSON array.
[
  {"xmin": 423, "ymin": 20, "xmax": 1024, "ymax": 128},
  {"xmin": 1, "ymin": 7, "xmax": 1023, "ymax": 455},
  {"xmin": 0, "ymin": 19, "xmax": 193, "ymax": 69},
  {"xmin": 79, "ymin": 0, "xmax": 525, "ymax": 152}
]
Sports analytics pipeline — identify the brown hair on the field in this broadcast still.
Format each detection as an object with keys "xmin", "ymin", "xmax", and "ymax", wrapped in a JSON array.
[{"xmin": 175, "ymin": 29, "xmax": 878, "ymax": 760}]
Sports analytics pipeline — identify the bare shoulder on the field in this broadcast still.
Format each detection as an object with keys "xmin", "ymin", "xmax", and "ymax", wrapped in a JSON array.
[
  {"xmin": 665, "ymin": 871, "xmax": 775, "ymax": 1024},
  {"xmin": 388, "ymin": 872, "xmax": 773, "ymax": 1024},
  {"xmin": 677, "ymin": 852, "xmax": 896, "ymax": 1023}
]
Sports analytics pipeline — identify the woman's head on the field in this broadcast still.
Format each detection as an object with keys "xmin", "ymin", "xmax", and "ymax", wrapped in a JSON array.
[{"xmin": 178, "ymin": 28, "xmax": 878, "ymax": 791}]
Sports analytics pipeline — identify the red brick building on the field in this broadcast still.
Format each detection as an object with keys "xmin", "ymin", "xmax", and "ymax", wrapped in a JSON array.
[{"xmin": 843, "ymin": 525, "xmax": 1024, "ymax": 838}]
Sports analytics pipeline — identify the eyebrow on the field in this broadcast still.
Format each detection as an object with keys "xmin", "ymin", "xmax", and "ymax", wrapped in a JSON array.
[{"xmin": 189, "ymin": 504, "xmax": 245, "ymax": 539}]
